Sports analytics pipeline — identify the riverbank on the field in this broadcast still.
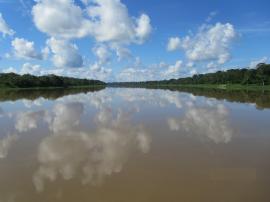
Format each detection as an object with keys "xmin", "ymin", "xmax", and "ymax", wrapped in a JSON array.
[{"xmin": 109, "ymin": 84, "xmax": 270, "ymax": 91}]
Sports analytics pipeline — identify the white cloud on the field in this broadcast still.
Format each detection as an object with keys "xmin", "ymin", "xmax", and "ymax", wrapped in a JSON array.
[
  {"xmin": 92, "ymin": 44, "xmax": 111, "ymax": 64},
  {"xmin": 117, "ymin": 60, "xmax": 195, "ymax": 82},
  {"xmin": 11, "ymin": 38, "xmax": 44, "ymax": 60},
  {"xmin": 46, "ymin": 37, "xmax": 83, "ymax": 68},
  {"xmin": 0, "ymin": 13, "xmax": 15, "ymax": 36},
  {"xmin": 1, "ymin": 62, "xmax": 112, "ymax": 81},
  {"xmin": 1, "ymin": 63, "xmax": 42, "ymax": 76},
  {"xmin": 32, "ymin": 0, "xmax": 152, "ymax": 45},
  {"xmin": 89, "ymin": 62, "xmax": 112, "ymax": 81},
  {"xmin": 20, "ymin": 63, "xmax": 42, "ymax": 75},
  {"xmin": 249, "ymin": 57, "xmax": 268, "ymax": 69},
  {"xmin": 135, "ymin": 14, "xmax": 152, "ymax": 44},
  {"xmin": 111, "ymin": 44, "xmax": 132, "ymax": 60},
  {"xmin": 87, "ymin": 0, "xmax": 151, "ymax": 44},
  {"xmin": 59, "ymin": 65, "xmax": 112, "ymax": 81},
  {"xmin": 168, "ymin": 23, "xmax": 237, "ymax": 65},
  {"xmin": 32, "ymin": 0, "xmax": 92, "ymax": 39},
  {"xmin": 162, "ymin": 60, "xmax": 183, "ymax": 78},
  {"xmin": 167, "ymin": 37, "xmax": 181, "ymax": 51},
  {"xmin": 117, "ymin": 67, "xmax": 154, "ymax": 82},
  {"xmin": 31, "ymin": 0, "xmax": 153, "ymax": 73}
]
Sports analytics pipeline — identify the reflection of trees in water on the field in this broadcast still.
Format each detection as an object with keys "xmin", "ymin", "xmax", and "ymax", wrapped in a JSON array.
[
  {"xmin": 116, "ymin": 86, "xmax": 270, "ymax": 109},
  {"xmin": 1, "ymin": 86, "xmax": 270, "ymax": 109},
  {"xmin": 0, "ymin": 107, "xmax": 4, "ymax": 116},
  {"xmin": 0, "ymin": 86, "xmax": 105, "ymax": 102},
  {"xmin": 174, "ymin": 87, "xmax": 270, "ymax": 109}
]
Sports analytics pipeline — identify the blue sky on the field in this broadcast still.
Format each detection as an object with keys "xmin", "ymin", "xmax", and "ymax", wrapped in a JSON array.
[{"xmin": 0, "ymin": 0, "xmax": 269, "ymax": 81}]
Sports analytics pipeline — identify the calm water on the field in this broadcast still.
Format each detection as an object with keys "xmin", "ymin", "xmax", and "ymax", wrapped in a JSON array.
[{"xmin": 0, "ymin": 88, "xmax": 270, "ymax": 202}]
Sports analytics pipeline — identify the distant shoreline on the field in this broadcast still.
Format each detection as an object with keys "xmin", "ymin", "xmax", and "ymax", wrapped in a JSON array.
[
  {"xmin": 1, "ymin": 83, "xmax": 270, "ymax": 92},
  {"xmin": 1, "ymin": 63, "xmax": 270, "ymax": 91},
  {"xmin": 108, "ymin": 84, "xmax": 270, "ymax": 91},
  {"xmin": 0, "ymin": 73, "xmax": 106, "ymax": 89}
]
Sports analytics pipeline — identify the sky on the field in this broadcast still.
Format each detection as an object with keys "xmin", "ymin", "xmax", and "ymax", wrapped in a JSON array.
[{"xmin": 0, "ymin": 0, "xmax": 269, "ymax": 82}]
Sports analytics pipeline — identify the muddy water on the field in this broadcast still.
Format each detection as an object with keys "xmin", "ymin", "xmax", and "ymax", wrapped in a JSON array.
[{"xmin": 0, "ymin": 88, "xmax": 270, "ymax": 202}]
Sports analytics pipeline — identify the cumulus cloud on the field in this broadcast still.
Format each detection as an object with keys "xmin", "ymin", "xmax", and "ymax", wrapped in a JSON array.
[
  {"xmin": 1, "ymin": 62, "xmax": 113, "ymax": 81},
  {"xmin": 111, "ymin": 44, "xmax": 132, "ymax": 60},
  {"xmin": 32, "ymin": 0, "xmax": 91, "ymax": 39},
  {"xmin": 55, "ymin": 65, "xmax": 112, "ymax": 81},
  {"xmin": 89, "ymin": 62, "xmax": 112, "ymax": 81},
  {"xmin": 20, "ymin": 63, "xmax": 42, "ymax": 75},
  {"xmin": 135, "ymin": 14, "xmax": 152, "ymax": 44},
  {"xmin": 249, "ymin": 57, "xmax": 268, "ymax": 69},
  {"xmin": 1, "ymin": 63, "xmax": 43, "ymax": 76},
  {"xmin": 92, "ymin": 44, "xmax": 111, "ymax": 64},
  {"xmin": 167, "ymin": 37, "xmax": 181, "ymax": 51},
  {"xmin": 117, "ymin": 60, "xmax": 195, "ymax": 82},
  {"xmin": 32, "ymin": 0, "xmax": 152, "ymax": 44},
  {"xmin": 162, "ymin": 60, "xmax": 183, "ymax": 78},
  {"xmin": 168, "ymin": 23, "xmax": 237, "ymax": 65},
  {"xmin": 0, "ymin": 13, "xmax": 15, "ymax": 36},
  {"xmin": 46, "ymin": 37, "xmax": 83, "ymax": 68},
  {"xmin": 11, "ymin": 38, "xmax": 44, "ymax": 60},
  {"xmin": 30, "ymin": 0, "xmax": 153, "ymax": 74},
  {"xmin": 86, "ymin": 0, "xmax": 151, "ymax": 44}
]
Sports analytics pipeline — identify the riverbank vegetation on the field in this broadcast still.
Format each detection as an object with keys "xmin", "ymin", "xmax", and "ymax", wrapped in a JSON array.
[
  {"xmin": 109, "ymin": 63, "xmax": 270, "ymax": 90},
  {"xmin": 0, "ymin": 73, "xmax": 105, "ymax": 89}
]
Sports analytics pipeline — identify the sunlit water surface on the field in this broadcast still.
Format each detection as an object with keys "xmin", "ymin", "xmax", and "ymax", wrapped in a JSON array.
[{"xmin": 0, "ymin": 88, "xmax": 270, "ymax": 202}]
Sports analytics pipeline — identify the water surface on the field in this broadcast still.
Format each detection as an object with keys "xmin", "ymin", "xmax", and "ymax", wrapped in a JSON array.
[{"xmin": 0, "ymin": 87, "xmax": 270, "ymax": 202}]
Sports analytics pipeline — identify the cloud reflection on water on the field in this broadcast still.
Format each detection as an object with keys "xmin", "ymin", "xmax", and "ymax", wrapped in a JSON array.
[
  {"xmin": 15, "ymin": 111, "xmax": 46, "ymax": 133},
  {"xmin": 168, "ymin": 102, "xmax": 233, "ymax": 144},
  {"xmin": 0, "ymin": 134, "xmax": 18, "ymax": 159},
  {"xmin": 32, "ymin": 99, "xmax": 150, "ymax": 192},
  {"xmin": 0, "ymin": 88, "xmax": 235, "ymax": 195}
]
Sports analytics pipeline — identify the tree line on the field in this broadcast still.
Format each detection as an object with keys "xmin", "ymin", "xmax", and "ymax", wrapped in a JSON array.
[
  {"xmin": 0, "ymin": 73, "xmax": 105, "ymax": 88},
  {"xmin": 110, "ymin": 63, "xmax": 270, "ymax": 86}
]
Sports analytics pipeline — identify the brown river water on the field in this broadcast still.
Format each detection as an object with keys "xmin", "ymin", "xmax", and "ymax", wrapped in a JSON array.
[{"xmin": 0, "ymin": 87, "xmax": 270, "ymax": 202}]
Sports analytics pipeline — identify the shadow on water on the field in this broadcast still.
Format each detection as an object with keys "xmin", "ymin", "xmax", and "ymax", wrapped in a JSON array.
[
  {"xmin": 0, "ymin": 86, "xmax": 106, "ymax": 102},
  {"xmin": 109, "ymin": 86, "xmax": 270, "ymax": 109}
]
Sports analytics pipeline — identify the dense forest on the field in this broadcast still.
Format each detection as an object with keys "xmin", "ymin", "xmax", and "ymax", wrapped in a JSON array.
[
  {"xmin": 0, "ymin": 73, "xmax": 105, "ymax": 88},
  {"xmin": 110, "ymin": 63, "xmax": 270, "ymax": 87},
  {"xmin": 1, "ymin": 63, "xmax": 270, "ymax": 89}
]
